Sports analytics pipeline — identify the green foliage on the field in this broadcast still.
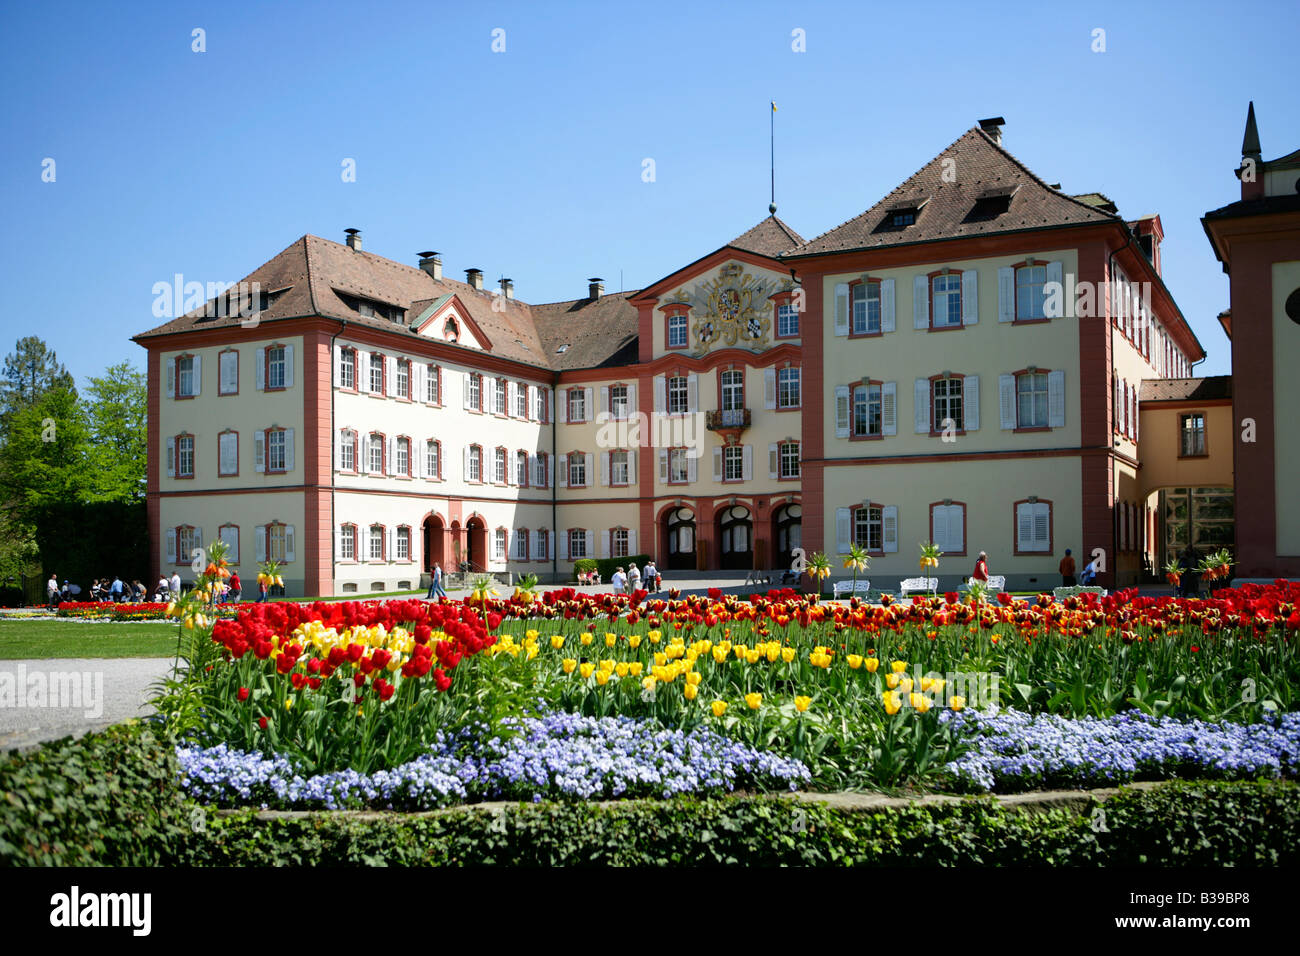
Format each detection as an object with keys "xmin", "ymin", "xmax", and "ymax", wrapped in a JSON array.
[
  {"xmin": 81, "ymin": 361, "xmax": 147, "ymax": 503},
  {"xmin": 172, "ymin": 781, "xmax": 1300, "ymax": 868},
  {"xmin": 0, "ymin": 722, "xmax": 192, "ymax": 866}
]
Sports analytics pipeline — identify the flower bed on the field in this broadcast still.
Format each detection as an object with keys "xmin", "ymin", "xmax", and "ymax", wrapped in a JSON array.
[
  {"xmin": 941, "ymin": 710, "xmax": 1300, "ymax": 793},
  {"xmin": 177, "ymin": 711, "xmax": 809, "ymax": 810},
  {"xmin": 54, "ymin": 601, "xmax": 241, "ymax": 621}
]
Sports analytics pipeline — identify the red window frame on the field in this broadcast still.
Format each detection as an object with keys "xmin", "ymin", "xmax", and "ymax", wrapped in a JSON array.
[
  {"xmin": 516, "ymin": 449, "xmax": 531, "ymax": 488},
  {"xmin": 1012, "ymin": 498, "xmax": 1054, "ymax": 557},
  {"xmin": 928, "ymin": 501, "xmax": 968, "ymax": 557},
  {"xmin": 1014, "ymin": 260, "xmax": 1052, "ymax": 325},
  {"xmin": 174, "ymin": 432, "xmax": 196, "ymax": 479},
  {"xmin": 776, "ymin": 364, "xmax": 801, "ymax": 412},
  {"xmin": 467, "ymin": 444, "xmax": 483, "ymax": 484},
  {"xmin": 217, "ymin": 428, "xmax": 239, "ymax": 477},
  {"xmin": 425, "ymin": 438, "xmax": 443, "ymax": 480},
  {"xmin": 772, "ymin": 291, "xmax": 799, "ymax": 340},
  {"xmin": 174, "ymin": 524, "xmax": 197, "ymax": 566},
  {"xmin": 567, "ymin": 450, "xmax": 588, "ymax": 488},
  {"xmin": 395, "ymin": 524, "xmax": 413, "ymax": 563},
  {"xmin": 928, "ymin": 270, "xmax": 964, "ymax": 332},
  {"xmin": 494, "ymin": 445, "xmax": 509, "ymax": 485},
  {"xmin": 339, "ymin": 347, "xmax": 359, "ymax": 393},
  {"xmin": 717, "ymin": 367, "xmax": 745, "ymax": 412},
  {"xmin": 339, "ymin": 523, "xmax": 359, "ymax": 563},
  {"xmin": 848, "ymin": 277, "xmax": 883, "ymax": 338},
  {"xmin": 663, "ymin": 306, "xmax": 690, "ymax": 351},
  {"xmin": 218, "ymin": 348, "xmax": 240, "ymax": 396},
  {"xmin": 1012, "ymin": 368, "xmax": 1053, "ymax": 433},
  {"xmin": 367, "ymin": 523, "xmax": 387, "ymax": 563},
  {"xmin": 425, "ymin": 363, "xmax": 443, "ymax": 405},
  {"xmin": 566, "ymin": 386, "xmax": 588, "ymax": 424},
  {"xmin": 368, "ymin": 352, "xmax": 386, "ymax": 396},
  {"xmin": 929, "ymin": 373, "xmax": 967, "ymax": 437},
  {"xmin": 174, "ymin": 353, "xmax": 197, "ymax": 401},
  {"xmin": 395, "ymin": 435, "xmax": 413, "ymax": 478},
  {"xmin": 850, "ymin": 503, "xmax": 886, "ymax": 557},
  {"xmin": 367, "ymin": 431, "xmax": 387, "ymax": 475},
  {"xmin": 777, "ymin": 440, "xmax": 800, "ymax": 481},
  {"xmin": 608, "ymin": 449, "xmax": 631, "ymax": 487},
  {"xmin": 264, "ymin": 343, "xmax": 289, "ymax": 392},
  {"xmin": 850, "ymin": 379, "xmax": 884, "ymax": 441}
]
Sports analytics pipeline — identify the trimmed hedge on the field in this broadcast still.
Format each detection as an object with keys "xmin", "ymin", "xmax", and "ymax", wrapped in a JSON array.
[
  {"xmin": 4, "ymin": 722, "xmax": 1299, "ymax": 866},
  {"xmin": 0, "ymin": 722, "xmax": 192, "ymax": 866}
]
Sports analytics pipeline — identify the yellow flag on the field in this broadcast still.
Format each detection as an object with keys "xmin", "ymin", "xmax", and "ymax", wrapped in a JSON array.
[{"xmin": 771, "ymin": 101, "xmax": 778, "ymax": 112}]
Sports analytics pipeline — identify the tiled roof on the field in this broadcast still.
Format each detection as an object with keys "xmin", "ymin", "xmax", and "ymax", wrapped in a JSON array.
[
  {"xmin": 1203, "ymin": 192, "xmax": 1300, "ymax": 221},
  {"xmin": 1139, "ymin": 376, "xmax": 1232, "ymax": 403},
  {"xmin": 789, "ymin": 127, "xmax": 1117, "ymax": 256},
  {"xmin": 530, "ymin": 291, "xmax": 642, "ymax": 371},
  {"xmin": 728, "ymin": 214, "xmax": 805, "ymax": 256}
]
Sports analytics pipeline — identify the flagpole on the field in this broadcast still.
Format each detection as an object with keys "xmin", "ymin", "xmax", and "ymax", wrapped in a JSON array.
[{"xmin": 770, "ymin": 101, "xmax": 775, "ymax": 214}]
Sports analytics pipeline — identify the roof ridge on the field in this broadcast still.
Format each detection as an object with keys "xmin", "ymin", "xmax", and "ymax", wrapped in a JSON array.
[{"xmin": 973, "ymin": 127, "xmax": 1121, "ymax": 221}]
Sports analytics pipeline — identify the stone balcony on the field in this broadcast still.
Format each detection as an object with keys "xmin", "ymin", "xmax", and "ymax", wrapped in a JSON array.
[{"xmin": 706, "ymin": 408, "xmax": 751, "ymax": 431}]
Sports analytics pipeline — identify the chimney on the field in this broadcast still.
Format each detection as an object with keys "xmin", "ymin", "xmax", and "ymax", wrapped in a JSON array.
[
  {"xmin": 465, "ymin": 268, "xmax": 484, "ymax": 291},
  {"xmin": 344, "ymin": 228, "xmax": 362, "ymax": 251},
  {"xmin": 588, "ymin": 277, "xmax": 604, "ymax": 301},
  {"xmin": 978, "ymin": 117, "xmax": 1005, "ymax": 146},
  {"xmin": 499, "ymin": 278, "xmax": 514, "ymax": 299},
  {"xmin": 418, "ymin": 251, "xmax": 442, "ymax": 281}
]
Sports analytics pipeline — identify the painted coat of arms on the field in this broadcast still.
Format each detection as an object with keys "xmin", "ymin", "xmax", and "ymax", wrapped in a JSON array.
[{"xmin": 675, "ymin": 263, "xmax": 779, "ymax": 355}]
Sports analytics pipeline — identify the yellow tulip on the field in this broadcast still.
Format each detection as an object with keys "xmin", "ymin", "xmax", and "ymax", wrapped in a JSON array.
[
  {"xmin": 712, "ymin": 647, "xmax": 729, "ymax": 664},
  {"xmin": 847, "ymin": 654, "xmax": 863, "ymax": 669},
  {"xmin": 686, "ymin": 671, "xmax": 702, "ymax": 686},
  {"xmin": 744, "ymin": 692, "xmax": 762, "ymax": 710},
  {"xmin": 899, "ymin": 677, "xmax": 914, "ymax": 694},
  {"xmin": 654, "ymin": 652, "xmax": 667, "ymax": 667},
  {"xmin": 781, "ymin": 647, "xmax": 796, "ymax": 663},
  {"xmin": 284, "ymin": 697, "xmax": 294, "ymax": 711},
  {"xmin": 745, "ymin": 649, "xmax": 761, "ymax": 664},
  {"xmin": 648, "ymin": 630, "xmax": 662, "ymax": 643},
  {"xmin": 628, "ymin": 635, "xmax": 642, "ymax": 649},
  {"xmin": 891, "ymin": 660, "xmax": 908, "ymax": 674},
  {"xmin": 642, "ymin": 677, "xmax": 657, "ymax": 692},
  {"xmin": 551, "ymin": 635, "xmax": 565, "ymax": 649},
  {"xmin": 605, "ymin": 634, "xmax": 617, "ymax": 647},
  {"xmin": 949, "ymin": 695, "xmax": 966, "ymax": 712},
  {"xmin": 596, "ymin": 671, "xmax": 610, "ymax": 686},
  {"xmin": 910, "ymin": 693, "xmax": 932, "ymax": 714},
  {"xmin": 794, "ymin": 696, "xmax": 811, "ymax": 713},
  {"xmin": 628, "ymin": 662, "xmax": 643, "ymax": 677},
  {"xmin": 865, "ymin": 657, "xmax": 880, "ymax": 673},
  {"xmin": 883, "ymin": 691, "xmax": 902, "ymax": 715},
  {"xmin": 615, "ymin": 662, "xmax": 629, "ymax": 678},
  {"xmin": 562, "ymin": 658, "xmax": 577, "ymax": 674},
  {"xmin": 579, "ymin": 662, "xmax": 594, "ymax": 679},
  {"xmin": 684, "ymin": 683, "xmax": 698, "ymax": 701},
  {"xmin": 711, "ymin": 700, "xmax": 728, "ymax": 717},
  {"xmin": 580, "ymin": 633, "xmax": 593, "ymax": 645},
  {"xmin": 886, "ymin": 673, "xmax": 900, "ymax": 689}
]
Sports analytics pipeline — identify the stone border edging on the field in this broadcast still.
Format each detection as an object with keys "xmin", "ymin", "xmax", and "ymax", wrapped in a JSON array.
[{"xmin": 211, "ymin": 780, "xmax": 1169, "ymax": 822}]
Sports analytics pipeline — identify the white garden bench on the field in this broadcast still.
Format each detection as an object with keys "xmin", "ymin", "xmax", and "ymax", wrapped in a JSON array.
[
  {"xmin": 961, "ymin": 575, "xmax": 1006, "ymax": 593},
  {"xmin": 832, "ymin": 579, "xmax": 871, "ymax": 599},
  {"xmin": 1052, "ymin": 585, "xmax": 1108, "ymax": 600},
  {"xmin": 899, "ymin": 577, "xmax": 938, "ymax": 596}
]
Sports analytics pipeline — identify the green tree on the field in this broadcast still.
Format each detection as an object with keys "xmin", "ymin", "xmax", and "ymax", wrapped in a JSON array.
[
  {"xmin": 0, "ymin": 337, "xmax": 75, "ymax": 440},
  {"xmin": 82, "ymin": 361, "xmax": 146, "ymax": 503},
  {"xmin": 0, "ymin": 387, "xmax": 88, "ymax": 515}
]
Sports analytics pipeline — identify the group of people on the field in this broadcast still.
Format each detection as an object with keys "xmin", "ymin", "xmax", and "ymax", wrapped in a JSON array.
[
  {"xmin": 44, "ymin": 569, "xmax": 260, "ymax": 609},
  {"xmin": 609, "ymin": 560, "xmax": 661, "ymax": 595},
  {"xmin": 965, "ymin": 548, "xmax": 1100, "ymax": 589}
]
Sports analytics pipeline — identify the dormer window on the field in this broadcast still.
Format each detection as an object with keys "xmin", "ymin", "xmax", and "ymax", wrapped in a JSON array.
[
  {"xmin": 878, "ymin": 199, "xmax": 927, "ymax": 232},
  {"xmin": 338, "ymin": 291, "xmax": 405, "ymax": 323},
  {"xmin": 444, "ymin": 318, "xmax": 459, "ymax": 341},
  {"xmin": 891, "ymin": 211, "xmax": 915, "ymax": 227},
  {"xmin": 968, "ymin": 185, "xmax": 1018, "ymax": 221}
]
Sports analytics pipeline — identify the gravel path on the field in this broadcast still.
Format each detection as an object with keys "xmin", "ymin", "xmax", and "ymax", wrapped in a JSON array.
[{"xmin": 0, "ymin": 657, "xmax": 175, "ymax": 752}]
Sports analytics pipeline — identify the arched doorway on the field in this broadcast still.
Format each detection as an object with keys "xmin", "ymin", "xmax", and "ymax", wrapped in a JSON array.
[
  {"xmin": 423, "ymin": 514, "xmax": 445, "ymax": 572},
  {"xmin": 465, "ymin": 515, "xmax": 487, "ymax": 572},
  {"xmin": 772, "ymin": 503, "xmax": 802, "ymax": 571},
  {"xmin": 665, "ymin": 507, "xmax": 696, "ymax": 571},
  {"xmin": 717, "ymin": 505, "xmax": 753, "ymax": 570}
]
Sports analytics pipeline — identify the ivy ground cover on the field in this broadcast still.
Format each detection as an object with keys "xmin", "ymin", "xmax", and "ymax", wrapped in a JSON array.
[{"xmin": 158, "ymin": 581, "xmax": 1300, "ymax": 807}]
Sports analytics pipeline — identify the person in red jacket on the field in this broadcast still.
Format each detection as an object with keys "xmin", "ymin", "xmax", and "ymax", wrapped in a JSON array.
[{"xmin": 972, "ymin": 552, "xmax": 990, "ymax": 583}]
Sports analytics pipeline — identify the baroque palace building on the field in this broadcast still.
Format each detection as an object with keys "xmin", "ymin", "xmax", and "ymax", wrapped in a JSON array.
[{"xmin": 135, "ymin": 117, "xmax": 1208, "ymax": 596}]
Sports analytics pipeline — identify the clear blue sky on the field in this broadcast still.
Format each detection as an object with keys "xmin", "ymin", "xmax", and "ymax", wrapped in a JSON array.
[{"xmin": 2, "ymin": 0, "xmax": 1295, "ymax": 384}]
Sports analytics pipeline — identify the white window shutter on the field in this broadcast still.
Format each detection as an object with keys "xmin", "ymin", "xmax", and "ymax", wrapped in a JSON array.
[
  {"xmin": 834, "ymin": 283, "xmax": 850, "ymax": 336},
  {"xmin": 742, "ymin": 444, "xmax": 753, "ymax": 480},
  {"xmin": 256, "ymin": 348, "xmax": 265, "ymax": 390},
  {"xmin": 834, "ymin": 385, "xmax": 850, "ymax": 438},
  {"xmin": 1034, "ymin": 503, "xmax": 1050, "ymax": 550},
  {"xmin": 627, "ymin": 449, "xmax": 636, "ymax": 479},
  {"xmin": 949, "ymin": 506, "xmax": 964, "ymax": 554},
  {"xmin": 654, "ymin": 375, "xmax": 666, "ymax": 413},
  {"xmin": 686, "ymin": 374, "xmax": 698, "ymax": 413},
  {"xmin": 285, "ymin": 428, "xmax": 295, "ymax": 472},
  {"xmin": 255, "ymin": 431, "xmax": 265, "ymax": 472},
  {"xmin": 166, "ymin": 358, "xmax": 176, "ymax": 398},
  {"xmin": 334, "ymin": 344, "xmax": 343, "ymax": 386},
  {"xmin": 255, "ymin": 526, "xmax": 266, "ymax": 562},
  {"xmin": 165, "ymin": 528, "xmax": 176, "ymax": 564},
  {"xmin": 1048, "ymin": 370, "xmax": 1066, "ymax": 428},
  {"xmin": 583, "ymin": 387, "xmax": 593, "ymax": 419},
  {"xmin": 835, "ymin": 508, "xmax": 851, "ymax": 554},
  {"xmin": 628, "ymin": 529, "xmax": 637, "ymax": 555},
  {"xmin": 559, "ymin": 532, "xmax": 568, "ymax": 562},
  {"xmin": 356, "ymin": 354, "xmax": 369, "ymax": 394},
  {"xmin": 961, "ymin": 270, "xmax": 978, "ymax": 325},
  {"xmin": 913, "ymin": 275, "xmax": 929, "ymax": 329},
  {"xmin": 283, "ymin": 345, "xmax": 294, "ymax": 388},
  {"xmin": 600, "ymin": 452, "xmax": 609, "ymax": 486},
  {"xmin": 166, "ymin": 437, "xmax": 175, "ymax": 477},
  {"xmin": 712, "ymin": 448, "xmax": 723, "ymax": 482},
  {"xmin": 601, "ymin": 530, "xmax": 610, "ymax": 558},
  {"xmin": 626, "ymin": 383, "xmax": 637, "ymax": 414},
  {"xmin": 1046, "ymin": 261, "xmax": 1065, "ymax": 317},
  {"xmin": 881, "ymin": 278, "xmax": 896, "ymax": 333},
  {"xmin": 914, "ymin": 379, "xmax": 931, "ymax": 434},
  {"xmin": 386, "ymin": 528, "xmax": 394, "ymax": 562},
  {"xmin": 931, "ymin": 506, "xmax": 947, "ymax": 553},
  {"xmin": 584, "ymin": 452, "xmax": 593, "ymax": 481},
  {"xmin": 764, "ymin": 368, "xmax": 777, "ymax": 409},
  {"xmin": 600, "ymin": 386, "xmax": 609, "ymax": 415},
  {"xmin": 769, "ymin": 442, "xmax": 779, "ymax": 479},
  {"xmin": 658, "ymin": 449, "xmax": 668, "ymax": 483},
  {"xmin": 882, "ymin": 505, "xmax": 899, "ymax": 552},
  {"xmin": 585, "ymin": 530, "xmax": 594, "ymax": 558},
  {"xmin": 464, "ymin": 445, "xmax": 471, "ymax": 479},
  {"xmin": 999, "ymin": 374, "xmax": 1017, "ymax": 430},
  {"xmin": 963, "ymin": 375, "xmax": 980, "ymax": 431},
  {"xmin": 414, "ymin": 363, "xmax": 424, "ymax": 401},
  {"xmin": 463, "ymin": 372, "xmax": 472, "ymax": 410},
  {"xmin": 192, "ymin": 355, "xmax": 202, "ymax": 396},
  {"xmin": 531, "ymin": 531, "xmax": 543, "ymax": 561},
  {"xmin": 558, "ymin": 388, "xmax": 567, "ymax": 423},
  {"xmin": 687, "ymin": 454, "xmax": 698, "ymax": 483},
  {"xmin": 286, "ymin": 525, "xmax": 296, "ymax": 563},
  {"xmin": 558, "ymin": 453, "xmax": 568, "ymax": 488},
  {"xmin": 882, "ymin": 382, "xmax": 898, "ymax": 436},
  {"xmin": 998, "ymin": 266, "xmax": 1015, "ymax": 322},
  {"xmin": 387, "ymin": 437, "xmax": 396, "ymax": 475}
]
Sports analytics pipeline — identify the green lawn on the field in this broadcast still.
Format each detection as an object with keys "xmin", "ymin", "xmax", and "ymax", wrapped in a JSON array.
[{"xmin": 0, "ymin": 620, "xmax": 181, "ymax": 659}]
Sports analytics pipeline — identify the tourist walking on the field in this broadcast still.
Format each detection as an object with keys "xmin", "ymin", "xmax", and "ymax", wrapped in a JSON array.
[
  {"xmin": 228, "ymin": 571, "xmax": 242, "ymax": 603},
  {"xmin": 610, "ymin": 566, "xmax": 626, "ymax": 593},
  {"xmin": 627, "ymin": 562, "xmax": 642, "ymax": 594},
  {"xmin": 1080, "ymin": 553, "xmax": 1100, "ymax": 586},
  {"xmin": 971, "ymin": 552, "xmax": 990, "ymax": 583},
  {"xmin": 1059, "ymin": 549, "xmax": 1077, "ymax": 587},
  {"xmin": 644, "ymin": 560, "xmax": 659, "ymax": 593},
  {"xmin": 427, "ymin": 562, "xmax": 447, "ymax": 599},
  {"xmin": 169, "ymin": 571, "xmax": 182, "ymax": 599}
]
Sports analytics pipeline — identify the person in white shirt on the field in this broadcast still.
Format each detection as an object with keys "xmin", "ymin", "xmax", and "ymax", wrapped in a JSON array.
[
  {"xmin": 610, "ymin": 567, "xmax": 626, "ymax": 593},
  {"xmin": 627, "ymin": 563, "xmax": 642, "ymax": 594},
  {"xmin": 47, "ymin": 574, "xmax": 59, "ymax": 609},
  {"xmin": 169, "ymin": 571, "xmax": 182, "ymax": 599}
]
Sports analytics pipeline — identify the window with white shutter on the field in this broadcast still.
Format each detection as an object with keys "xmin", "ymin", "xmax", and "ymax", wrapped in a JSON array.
[
  {"xmin": 1015, "ymin": 500, "xmax": 1052, "ymax": 553},
  {"xmin": 218, "ymin": 431, "xmax": 238, "ymax": 476}
]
